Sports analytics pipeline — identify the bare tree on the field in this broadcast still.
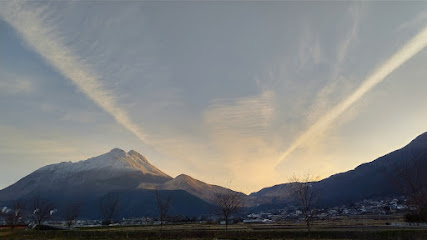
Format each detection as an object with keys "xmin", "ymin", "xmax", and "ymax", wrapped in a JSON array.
[
  {"xmin": 5, "ymin": 200, "xmax": 26, "ymax": 230},
  {"xmin": 394, "ymin": 153, "xmax": 427, "ymax": 222},
  {"xmin": 32, "ymin": 195, "xmax": 55, "ymax": 228},
  {"xmin": 213, "ymin": 191, "xmax": 243, "ymax": 231},
  {"xmin": 289, "ymin": 174, "xmax": 319, "ymax": 232},
  {"xmin": 155, "ymin": 189, "xmax": 171, "ymax": 229},
  {"xmin": 63, "ymin": 203, "xmax": 81, "ymax": 228},
  {"xmin": 100, "ymin": 193, "xmax": 120, "ymax": 225}
]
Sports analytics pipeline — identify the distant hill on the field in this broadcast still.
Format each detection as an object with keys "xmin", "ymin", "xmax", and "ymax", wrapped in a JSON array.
[
  {"xmin": 250, "ymin": 132, "xmax": 427, "ymax": 207},
  {"xmin": 144, "ymin": 174, "xmax": 245, "ymax": 205}
]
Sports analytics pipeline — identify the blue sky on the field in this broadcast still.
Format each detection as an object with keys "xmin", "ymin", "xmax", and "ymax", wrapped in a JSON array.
[{"xmin": 1, "ymin": 1, "xmax": 427, "ymax": 193}]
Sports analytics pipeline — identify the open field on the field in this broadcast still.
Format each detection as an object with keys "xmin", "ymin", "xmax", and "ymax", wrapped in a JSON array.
[{"xmin": 1, "ymin": 222, "xmax": 427, "ymax": 240}]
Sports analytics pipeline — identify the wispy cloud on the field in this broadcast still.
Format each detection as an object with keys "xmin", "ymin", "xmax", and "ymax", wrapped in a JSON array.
[
  {"xmin": 296, "ymin": 26, "xmax": 323, "ymax": 72},
  {"xmin": 0, "ymin": 71, "xmax": 34, "ymax": 95},
  {"xmin": 276, "ymin": 25, "xmax": 427, "ymax": 167},
  {"xmin": 204, "ymin": 90, "xmax": 274, "ymax": 138},
  {"xmin": 336, "ymin": 4, "xmax": 362, "ymax": 65},
  {"xmin": 306, "ymin": 4, "xmax": 362, "ymax": 124},
  {"xmin": 397, "ymin": 10, "xmax": 427, "ymax": 32},
  {"xmin": 0, "ymin": 1, "xmax": 147, "ymax": 142},
  {"xmin": 202, "ymin": 91, "xmax": 280, "ymax": 191}
]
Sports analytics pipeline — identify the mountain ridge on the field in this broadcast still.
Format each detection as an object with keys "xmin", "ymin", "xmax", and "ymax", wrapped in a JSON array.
[
  {"xmin": 34, "ymin": 148, "xmax": 170, "ymax": 178},
  {"xmin": 251, "ymin": 131, "xmax": 427, "ymax": 207}
]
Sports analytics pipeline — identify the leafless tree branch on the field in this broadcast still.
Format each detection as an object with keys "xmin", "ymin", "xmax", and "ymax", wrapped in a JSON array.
[
  {"xmin": 63, "ymin": 202, "xmax": 81, "ymax": 228},
  {"xmin": 213, "ymin": 190, "xmax": 243, "ymax": 231},
  {"xmin": 99, "ymin": 193, "xmax": 120, "ymax": 225},
  {"xmin": 289, "ymin": 174, "xmax": 319, "ymax": 232},
  {"xmin": 5, "ymin": 200, "xmax": 26, "ymax": 230},
  {"xmin": 155, "ymin": 189, "xmax": 171, "ymax": 229},
  {"xmin": 32, "ymin": 195, "xmax": 55, "ymax": 228}
]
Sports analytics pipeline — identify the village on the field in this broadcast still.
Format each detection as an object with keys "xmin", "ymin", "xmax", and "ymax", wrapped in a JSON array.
[{"xmin": 245, "ymin": 196, "xmax": 409, "ymax": 223}]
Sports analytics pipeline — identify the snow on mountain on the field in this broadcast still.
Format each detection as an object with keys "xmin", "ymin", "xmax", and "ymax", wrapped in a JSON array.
[
  {"xmin": 0, "ymin": 148, "xmax": 172, "ymax": 201},
  {"xmin": 37, "ymin": 148, "xmax": 170, "ymax": 178}
]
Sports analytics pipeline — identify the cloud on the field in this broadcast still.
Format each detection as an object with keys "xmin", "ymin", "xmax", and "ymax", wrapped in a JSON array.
[
  {"xmin": 0, "ymin": 72, "xmax": 34, "ymax": 95},
  {"xmin": 296, "ymin": 27, "xmax": 323, "ymax": 71},
  {"xmin": 306, "ymin": 4, "xmax": 362, "ymax": 124},
  {"xmin": 0, "ymin": 1, "xmax": 147, "ymax": 143},
  {"xmin": 202, "ymin": 91, "xmax": 280, "ymax": 191},
  {"xmin": 397, "ymin": 10, "xmax": 427, "ymax": 32},
  {"xmin": 276, "ymin": 24, "xmax": 427, "ymax": 167},
  {"xmin": 204, "ymin": 90, "xmax": 274, "ymax": 139},
  {"xmin": 336, "ymin": 4, "xmax": 362, "ymax": 64}
]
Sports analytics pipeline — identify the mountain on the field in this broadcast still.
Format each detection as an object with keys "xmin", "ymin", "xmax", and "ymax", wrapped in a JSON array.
[
  {"xmin": 116, "ymin": 189, "xmax": 213, "ymax": 218},
  {"xmin": 251, "ymin": 132, "xmax": 427, "ymax": 207},
  {"xmin": 150, "ymin": 174, "xmax": 245, "ymax": 205},
  {"xmin": 1, "ymin": 132, "xmax": 426, "ymax": 218},
  {"xmin": 0, "ymin": 148, "xmax": 172, "ymax": 202},
  {"xmin": 65, "ymin": 189, "xmax": 214, "ymax": 219},
  {"xmin": 0, "ymin": 148, "xmax": 227, "ymax": 218}
]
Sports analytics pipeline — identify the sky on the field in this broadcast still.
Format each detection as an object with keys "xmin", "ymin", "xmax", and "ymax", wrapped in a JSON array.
[{"xmin": 1, "ymin": 1, "xmax": 427, "ymax": 194}]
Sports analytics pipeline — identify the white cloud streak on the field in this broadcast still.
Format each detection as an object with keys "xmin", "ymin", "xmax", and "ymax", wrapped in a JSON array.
[
  {"xmin": 276, "ymin": 25, "xmax": 427, "ymax": 167},
  {"xmin": 0, "ymin": 2, "xmax": 147, "ymax": 142}
]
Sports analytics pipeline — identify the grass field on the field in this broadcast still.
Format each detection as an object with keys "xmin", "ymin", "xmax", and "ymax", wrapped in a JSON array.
[{"xmin": 1, "ymin": 221, "xmax": 427, "ymax": 240}]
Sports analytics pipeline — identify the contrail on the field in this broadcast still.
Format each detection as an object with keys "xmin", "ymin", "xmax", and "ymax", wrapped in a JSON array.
[
  {"xmin": 276, "ymin": 25, "xmax": 427, "ymax": 167},
  {"xmin": 0, "ymin": 2, "xmax": 147, "ymax": 143}
]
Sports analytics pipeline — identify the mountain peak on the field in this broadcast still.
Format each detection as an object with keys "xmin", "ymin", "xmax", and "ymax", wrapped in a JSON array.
[
  {"xmin": 102, "ymin": 149, "xmax": 169, "ymax": 177},
  {"xmin": 176, "ymin": 174, "xmax": 192, "ymax": 179},
  {"xmin": 108, "ymin": 148, "xmax": 126, "ymax": 158},
  {"xmin": 35, "ymin": 148, "xmax": 170, "ymax": 179},
  {"xmin": 167, "ymin": 174, "xmax": 211, "ymax": 190},
  {"xmin": 128, "ymin": 149, "xmax": 138, "ymax": 154},
  {"xmin": 110, "ymin": 147, "xmax": 125, "ymax": 153}
]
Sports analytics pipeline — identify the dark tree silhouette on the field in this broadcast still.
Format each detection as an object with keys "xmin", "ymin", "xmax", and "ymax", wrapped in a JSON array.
[
  {"xmin": 289, "ymin": 174, "xmax": 319, "ymax": 232},
  {"xmin": 155, "ymin": 189, "xmax": 171, "ymax": 229},
  {"xmin": 5, "ymin": 200, "xmax": 26, "ymax": 230},
  {"xmin": 100, "ymin": 193, "xmax": 120, "ymax": 225},
  {"xmin": 213, "ymin": 191, "xmax": 243, "ymax": 231},
  {"xmin": 63, "ymin": 203, "xmax": 81, "ymax": 228},
  {"xmin": 394, "ymin": 153, "xmax": 427, "ymax": 222},
  {"xmin": 32, "ymin": 195, "xmax": 55, "ymax": 228}
]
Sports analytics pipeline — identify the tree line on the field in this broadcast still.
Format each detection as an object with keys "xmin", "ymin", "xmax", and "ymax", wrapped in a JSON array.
[{"xmin": 0, "ymin": 188, "xmax": 245, "ymax": 231}]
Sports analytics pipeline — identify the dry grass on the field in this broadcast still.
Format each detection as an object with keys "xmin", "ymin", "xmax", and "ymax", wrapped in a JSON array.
[{"xmin": 1, "ymin": 220, "xmax": 426, "ymax": 240}]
